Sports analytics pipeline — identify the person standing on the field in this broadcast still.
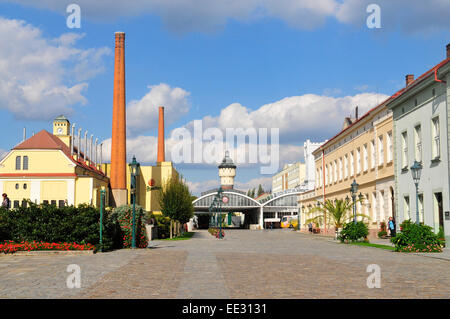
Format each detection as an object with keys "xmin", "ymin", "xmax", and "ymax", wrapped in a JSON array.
[
  {"xmin": 308, "ymin": 222, "xmax": 313, "ymax": 233},
  {"xmin": 2, "ymin": 193, "xmax": 10, "ymax": 210},
  {"xmin": 388, "ymin": 216, "xmax": 396, "ymax": 237}
]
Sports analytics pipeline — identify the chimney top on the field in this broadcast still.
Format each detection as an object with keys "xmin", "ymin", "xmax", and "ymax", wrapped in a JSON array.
[
  {"xmin": 405, "ymin": 74, "xmax": 414, "ymax": 86},
  {"xmin": 355, "ymin": 106, "xmax": 359, "ymax": 120},
  {"xmin": 447, "ymin": 43, "xmax": 450, "ymax": 59}
]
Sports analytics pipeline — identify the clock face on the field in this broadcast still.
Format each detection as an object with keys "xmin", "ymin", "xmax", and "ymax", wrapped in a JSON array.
[{"xmin": 57, "ymin": 128, "xmax": 63, "ymax": 134}]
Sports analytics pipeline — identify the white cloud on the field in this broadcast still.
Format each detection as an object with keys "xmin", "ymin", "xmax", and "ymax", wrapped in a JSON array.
[
  {"xmin": 187, "ymin": 179, "xmax": 219, "ymax": 195},
  {"xmin": 190, "ymin": 92, "xmax": 389, "ymax": 141},
  {"xmin": 127, "ymin": 83, "xmax": 191, "ymax": 136},
  {"xmin": 3, "ymin": 0, "xmax": 450, "ymax": 34},
  {"xmin": 0, "ymin": 17, "xmax": 110, "ymax": 120}
]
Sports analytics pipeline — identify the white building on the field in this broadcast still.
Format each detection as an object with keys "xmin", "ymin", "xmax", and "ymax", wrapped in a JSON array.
[{"xmin": 387, "ymin": 44, "xmax": 450, "ymax": 242}]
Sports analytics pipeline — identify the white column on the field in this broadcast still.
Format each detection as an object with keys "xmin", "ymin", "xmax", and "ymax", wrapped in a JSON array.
[{"xmin": 259, "ymin": 207, "xmax": 264, "ymax": 229}]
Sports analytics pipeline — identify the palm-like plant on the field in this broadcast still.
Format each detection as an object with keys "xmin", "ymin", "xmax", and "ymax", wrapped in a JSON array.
[{"xmin": 306, "ymin": 199, "xmax": 369, "ymax": 232}]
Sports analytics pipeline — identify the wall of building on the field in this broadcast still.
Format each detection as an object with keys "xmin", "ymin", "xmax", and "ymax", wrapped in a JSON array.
[
  {"xmin": 309, "ymin": 106, "xmax": 395, "ymax": 236},
  {"xmin": 391, "ymin": 76, "xmax": 450, "ymax": 239}
]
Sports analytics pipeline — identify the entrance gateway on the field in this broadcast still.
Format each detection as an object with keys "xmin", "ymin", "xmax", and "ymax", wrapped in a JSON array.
[{"xmin": 192, "ymin": 151, "xmax": 305, "ymax": 229}]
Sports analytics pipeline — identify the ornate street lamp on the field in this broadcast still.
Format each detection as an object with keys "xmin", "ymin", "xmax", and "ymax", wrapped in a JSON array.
[
  {"xmin": 410, "ymin": 160, "xmax": 423, "ymax": 225},
  {"xmin": 129, "ymin": 156, "xmax": 140, "ymax": 248},
  {"xmin": 99, "ymin": 187, "xmax": 106, "ymax": 252},
  {"xmin": 350, "ymin": 179, "xmax": 359, "ymax": 224}
]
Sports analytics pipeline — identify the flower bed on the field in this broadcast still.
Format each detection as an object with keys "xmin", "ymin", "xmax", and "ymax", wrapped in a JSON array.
[
  {"xmin": 0, "ymin": 241, "xmax": 94, "ymax": 254},
  {"xmin": 208, "ymin": 228, "xmax": 225, "ymax": 239},
  {"xmin": 396, "ymin": 243, "xmax": 443, "ymax": 253}
]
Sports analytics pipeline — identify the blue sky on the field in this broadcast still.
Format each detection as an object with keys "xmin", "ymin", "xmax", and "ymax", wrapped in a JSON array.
[{"xmin": 0, "ymin": 0, "xmax": 448, "ymax": 195}]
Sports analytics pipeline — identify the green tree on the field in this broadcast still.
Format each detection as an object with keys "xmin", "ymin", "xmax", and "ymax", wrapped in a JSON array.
[
  {"xmin": 158, "ymin": 175, "xmax": 194, "ymax": 236},
  {"xmin": 307, "ymin": 199, "xmax": 369, "ymax": 233},
  {"xmin": 257, "ymin": 184, "xmax": 264, "ymax": 197}
]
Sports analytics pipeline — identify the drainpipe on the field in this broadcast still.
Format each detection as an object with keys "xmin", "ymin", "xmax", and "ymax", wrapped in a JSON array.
[{"xmin": 434, "ymin": 67, "xmax": 447, "ymax": 84}]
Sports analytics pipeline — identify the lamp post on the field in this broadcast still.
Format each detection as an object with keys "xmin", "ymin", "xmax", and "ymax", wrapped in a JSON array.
[
  {"xmin": 129, "ymin": 156, "xmax": 140, "ymax": 248},
  {"xmin": 410, "ymin": 160, "xmax": 422, "ymax": 225},
  {"xmin": 99, "ymin": 187, "xmax": 105, "ymax": 252},
  {"xmin": 350, "ymin": 179, "xmax": 359, "ymax": 224}
]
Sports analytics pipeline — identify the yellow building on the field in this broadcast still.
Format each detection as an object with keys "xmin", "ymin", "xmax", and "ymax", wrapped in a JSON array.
[
  {"xmin": 102, "ymin": 161, "xmax": 178, "ymax": 214},
  {"xmin": 0, "ymin": 116, "xmax": 178, "ymax": 213},
  {"xmin": 0, "ymin": 116, "xmax": 109, "ymax": 208},
  {"xmin": 299, "ymin": 104, "xmax": 395, "ymax": 238},
  {"xmin": 272, "ymin": 162, "xmax": 306, "ymax": 193}
]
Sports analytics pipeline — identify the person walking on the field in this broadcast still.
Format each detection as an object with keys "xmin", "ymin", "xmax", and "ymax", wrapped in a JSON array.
[
  {"xmin": 2, "ymin": 193, "xmax": 10, "ymax": 210},
  {"xmin": 308, "ymin": 222, "xmax": 313, "ymax": 233},
  {"xmin": 388, "ymin": 216, "xmax": 396, "ymax": 238}
]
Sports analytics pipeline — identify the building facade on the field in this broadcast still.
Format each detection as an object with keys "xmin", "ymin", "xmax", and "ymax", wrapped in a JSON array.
[
  {"xmin": 0, "ymin": 117, "xmax": 109, "ymax": 208},
  {"xmin": 299, "ymin": 103, "xmax": 395, "ymax": 237},
  {"xmin": 272, "ymin": 162, "xmax": 306, "ymax": 193},
  {"xmin": 387, "ymin": 45, "xmax": 450, "ymax": 242}
]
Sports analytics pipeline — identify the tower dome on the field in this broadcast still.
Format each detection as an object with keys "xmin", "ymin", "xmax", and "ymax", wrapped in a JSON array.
[{"xmin": 218, "ymin": 151, "xmax": 236, "ymax": 189}]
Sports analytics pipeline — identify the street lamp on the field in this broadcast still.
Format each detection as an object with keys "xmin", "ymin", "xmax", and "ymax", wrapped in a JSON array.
[
  {"xmin": 350, "ymin": 179, "xmax": 359, "ymax": 224},
  {"xmin": 410, "ymin": 160, "xmax": 422, "ymax": 225},
  {"xmin": 99, "ymin": 187, "xmax": 106, "ymax": 252},
  {"xmin": 129, "ymin": 156, "xmax": 140, "ymax": 248}
]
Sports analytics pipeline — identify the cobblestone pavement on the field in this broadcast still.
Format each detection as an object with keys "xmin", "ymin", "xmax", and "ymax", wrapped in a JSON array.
[{"xmin": 0, "ymin": 229, "xmax": 449, "ymax": 298}]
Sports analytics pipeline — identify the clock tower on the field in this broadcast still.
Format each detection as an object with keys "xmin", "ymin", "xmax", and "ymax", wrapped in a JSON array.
[{"xmin": 53, "ymin": 115, "xmax": 71, "ymax": 148}]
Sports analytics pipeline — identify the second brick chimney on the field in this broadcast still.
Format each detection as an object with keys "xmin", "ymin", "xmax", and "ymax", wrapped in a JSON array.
[{"xmin": 406, "ymin": 74, "xmax": 414, "ymax": 86}]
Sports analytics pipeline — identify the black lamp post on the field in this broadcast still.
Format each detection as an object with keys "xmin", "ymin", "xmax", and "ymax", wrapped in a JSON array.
[
  {"xmin": 410, "ymin": 160, "xmax": 422, "ymax": 225},
  {"xmin": 129, "ymin": 156, "xmax": 140, "ymax": 248},
  {"xmin": 350, "ymin": 179, "xmax": 359, "ymax": 224}
]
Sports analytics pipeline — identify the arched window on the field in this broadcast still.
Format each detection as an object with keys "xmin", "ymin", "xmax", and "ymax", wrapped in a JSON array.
[
  {"xmin": 23, "ymin": 156, "xmax": 28, "ymax": 170},
  {"xmin": 15, "ymin": 156, "xmax": 21, "ymax": 170}
]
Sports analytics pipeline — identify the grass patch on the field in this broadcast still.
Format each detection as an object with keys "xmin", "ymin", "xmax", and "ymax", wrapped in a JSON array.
[
  {"xmin": 159, "ymin": 232, "xmax": 195, "ymax": 241},
  {"xmin": 346, "ymin": 242, "xmax": 395, "ymax": 251}
]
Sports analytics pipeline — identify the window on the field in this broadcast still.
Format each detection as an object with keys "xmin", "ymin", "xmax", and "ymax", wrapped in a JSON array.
[
  {"xmin": 356, "ymin": 148, "xmax": 361, "ymax": 174},
  {"xmin": 23, "ymin": 183, "xmax": 27, "ymax": 190},
  {"xmin": 13, "ymin": 200, "xmax": 20, "ymax": 209},
  {"xmin": 378, "ymin": 135, "xmax": 384, "ymax": 166},
  {"xmin": 15, "ymin": 183, "xmax": 19, "ymax": 190},
  {"xmin": 325, "ymin": 165, "xmax": 329, "ymax": 185},
  {"xmin": 363, "ymin": 144, "xmax": 368, "ymax": 172},
  {"xmin": 58, "ymin": 200, "xmax": 66, "ymax": 208},
  {"xmin": 23, "ymin": 156, "xmax": 28, "ymax": 170},
  {"xmin": 401, "ymin": 132, "xmax": 408, "ymax": 169},
  {"xmin": 432, "ymin": 117, "xmax": 440, "ymax": 159},
  {"xmin": 350, "ymin": 151, "xmax": 354, "ymax": 176},
  {"xmin": 403, "ymin": 196, "xmax": 410, "ymax": 220},
  {"xmin": 334, "ymin": 160, "xmax": 337, "ymax": 183},
  {"xmin": 339, "ymin": 158, "xmax": 343, "ymax": 181},
  {"xmin": 21, "ymin": 200, "xmax": 27, "ymax": 208},
  {"xmin": 414, "ymin": 125, "xmax": 422, "ymax": 162},
  {"xmin": 344, "ymin": 155, "xmax": 348, "ymax": 179},
  {"xmin": 370, "ymin": 140, "xmax": 375, "ymax": 169},
  {"xmin": 387, "ymin": 132, "xmax": 393, "ymax": 163},
  {"xmin": 51, "ymin": 200, "xmax": 57, "ymax": 206},
  {"xmin": 15, "ymin": 156, "xmax": 21, "ymax": 170}
]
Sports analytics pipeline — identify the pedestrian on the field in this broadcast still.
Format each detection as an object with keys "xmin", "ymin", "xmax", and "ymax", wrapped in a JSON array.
[
  {"xmin": 2, "ymin": 193, "xmax": 10, "ymax": 210},
  {"xmin": 388, "ymin": 216, "xmax": 396, "ymax": 238},
  {"xmin": 308, "ymin": 222, "xmax": 313, "ymax": 233}
]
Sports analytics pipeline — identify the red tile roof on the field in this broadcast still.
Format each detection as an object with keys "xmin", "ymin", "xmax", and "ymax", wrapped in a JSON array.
[
  {"xmin": 13, "ymin": 130, "xmax": 106, "ymax": 177},
  {"xmin": 315, "ymin": 57, "xmax": 450, "ymax": 153}
]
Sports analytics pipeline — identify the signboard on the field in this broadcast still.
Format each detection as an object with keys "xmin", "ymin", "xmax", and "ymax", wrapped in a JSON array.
[{"xmin": 222, "ymin": 196, "xmax": 229, "ymax": 204}]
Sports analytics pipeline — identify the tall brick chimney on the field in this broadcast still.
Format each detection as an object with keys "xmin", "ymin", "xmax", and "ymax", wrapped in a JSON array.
[
  {"xmin": 447, "ymin": 43, "xmax": 450, "ymax": 59},
  {"xmin": 110, "ymin": 32, "xmax": 127, "ymax": 206},
  {"xmin": 405, "ymin": 74, "xmax": 414, "ymax": 86},
  {"xmin": 157, "ymin": 106, "xmax": 165, "ymax": 163}
]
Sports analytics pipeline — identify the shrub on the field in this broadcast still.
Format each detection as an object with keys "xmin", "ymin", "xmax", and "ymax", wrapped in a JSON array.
[
  {"xmin": 208, "ymin": 227, "xmax": 224, "ymax": 238},
  {"xmin": 378, "ymin": 230, "xmax": 388, "ymax": 238},
  {"xmin": 112, "ymin": 205, "xmax": 148, "ymax": 248},
  {"xmin": 391, "ymin": 220, "xmax": 443, "ymax": 253},
  {"xmin": 437, "ymin": 226, "xmax": 446, "ymax": 247},
  {"xmin": 0, "ymin": 202, "xmax": 120, "ymax": 251},
  {"xmin": 339, "ymin": 221, "xmax": 369, "ymax": 243}
]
